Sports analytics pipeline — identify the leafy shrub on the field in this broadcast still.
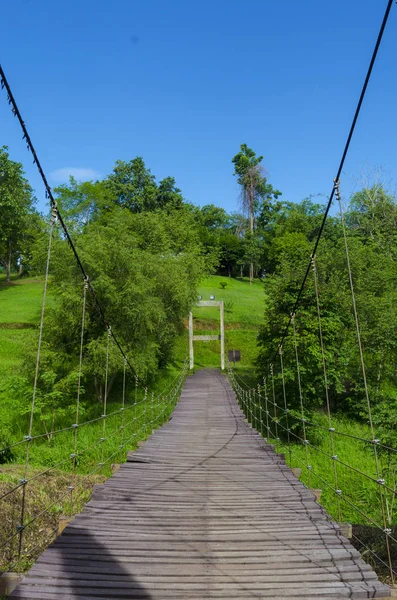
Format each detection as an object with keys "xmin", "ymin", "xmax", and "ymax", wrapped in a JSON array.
[
  {"xmin": 224, "ymin": 300, "xmax": 235, "ymax": 313},
  {"xmin": 0, "ymin": 429, "xmax": 15, "ymax": 464}
]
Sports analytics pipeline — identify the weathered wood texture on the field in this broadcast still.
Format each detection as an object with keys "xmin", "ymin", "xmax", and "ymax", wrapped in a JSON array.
[{"xmin": 11, "ymin": 370, "xmax": 390, "ymax": 599}]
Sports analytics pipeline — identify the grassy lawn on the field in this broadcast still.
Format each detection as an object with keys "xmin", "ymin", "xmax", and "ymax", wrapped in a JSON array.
[
  {"xmin": 0, "ymin": 277, "xmax": 44, "ymax": 439},
  {"xmin": 2, "ymin": 272, "xmax": 393, "ymax": 575},
  {"xmin": 0, "ymin": 275, "xmax": 45, "ymax": 324},
  {"xmin": 189, "ymin": 275, "xmax": 265, "ymax": 374},
  {"xmin": 194, "ymin": 275, "xmax": 264, "ymax": 327}
]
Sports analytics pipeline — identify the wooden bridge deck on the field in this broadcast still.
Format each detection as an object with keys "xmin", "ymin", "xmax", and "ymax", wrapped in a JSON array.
[{"xmin": 11, "ymin": 370, "xmax": 390, "ymax": 599}]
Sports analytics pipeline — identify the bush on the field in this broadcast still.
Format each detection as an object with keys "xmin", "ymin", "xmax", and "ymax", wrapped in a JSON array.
[
  {"xmin": 0, "ymin": 431, "xmax": 15, "ymax": 464},
  {"xmin": 224, "ymin": 300, "xmax": 235, "ymax": 313}
]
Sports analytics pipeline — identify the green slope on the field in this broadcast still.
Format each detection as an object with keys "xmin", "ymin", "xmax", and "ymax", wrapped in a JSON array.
[{"xmin": 189, "ymin": 275, "xmax": 265, "ymax": 376}]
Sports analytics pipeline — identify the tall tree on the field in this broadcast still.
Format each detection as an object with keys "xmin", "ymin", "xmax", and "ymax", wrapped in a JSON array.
[
  {"xmin": 232, "ymin": 144, "xmax": 280, "ymax": 283},
  {"xmin": 156, "ymin": 177, "xmax": 184, "ymax": 211},
  {"xmin": 0, "ymin": 146, "xmax": 37, "ymax": 281},
  {"xmin": 54, "ymin": 178, "xmax": 107, "ymax": 232},
  {"xmin": 105, "ymin": 157, "xmax": 158, "ymax": 212}
]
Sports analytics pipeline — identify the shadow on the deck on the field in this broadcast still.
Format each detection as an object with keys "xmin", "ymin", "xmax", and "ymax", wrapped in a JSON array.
[{"xmin": 11, "ymin": 527, "xmax": 152, "ymax": 599}]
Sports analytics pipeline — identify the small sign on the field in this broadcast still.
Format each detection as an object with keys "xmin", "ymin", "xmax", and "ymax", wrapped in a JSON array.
[
  {"xmin": 209, "ymin": 294, "xmax": 215, "ymax": 300},
  {"xmin": 198, "ymin": 294, "xmax": 202, "ymax": 300},
  {"xmin": 228, "ymin": 350, "xmax": 241, "ymax": 365}
]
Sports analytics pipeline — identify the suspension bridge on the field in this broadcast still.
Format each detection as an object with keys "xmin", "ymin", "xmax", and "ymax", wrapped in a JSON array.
[
  {"xmin": 1, "ymin": 0, "xmax": 397, "ymax": 598},
  {"xmin": 6, "ymin": 371, "xmax": 392, "ymax": 599}
]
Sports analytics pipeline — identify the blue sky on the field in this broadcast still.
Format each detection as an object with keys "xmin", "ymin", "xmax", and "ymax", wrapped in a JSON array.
[{"xmin": 1, "ymin": 0, "xmax": 396, "ymax": 215}]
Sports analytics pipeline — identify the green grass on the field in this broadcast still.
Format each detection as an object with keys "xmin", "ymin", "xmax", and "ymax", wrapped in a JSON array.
[
  {"xmin": 194, "ymin": 275, "xmax": 265, "ymax": 327},
  {"xmin": 0, "ymin": 275, "xmax": 46, "ymax": 324},
  {"xmin": 238, "ymin": 388, "xmax": 397, "ymax": 527},
  {"xmin": 190, "ymin": 275, "xmax": 265, "ymax": 373},
  {"xmin": 0, "ymin": 277, "xmax": 44, "ymax": 441}
]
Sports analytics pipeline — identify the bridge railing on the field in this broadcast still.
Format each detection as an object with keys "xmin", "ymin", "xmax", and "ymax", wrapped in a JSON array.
[
  {"xmin": 227, "ymin": 1, "xmax": 396, "ymax": 582},
  {"xmin": 0, "ymin": 64, "xmax": 191, "ymax": 575},
  {"xmin": 0, "ymin": 351, "xmax": 188, "ymax": 574},
  {"xmin": 229, "ymin": 363, "xmax": 397, "ymax": 581}
]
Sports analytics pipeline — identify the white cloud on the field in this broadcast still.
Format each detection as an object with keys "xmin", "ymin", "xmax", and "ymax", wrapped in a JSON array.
[{"xmin": 49, "ymin": 167, "xmax": 101, "ymax": 183}]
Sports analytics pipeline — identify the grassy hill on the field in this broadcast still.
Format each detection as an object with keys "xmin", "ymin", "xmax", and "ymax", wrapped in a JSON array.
[
  {"xmin": 0, "ymin": 272, "xmax": 264, "ymax": 385},
  {"xmin": 0, "ymin": 274, "xmax": 265, "ymax": 442},
  {"xmin": 0, "ymin": 273, "xmax": 266, "ymax": 571},
  {"xmin": 189, "ymin": 275, "xmax": 264, "ymax": 377},
  {"xmin": 0, "ymin": 276, "xmax": 45, "ymax": 428}
]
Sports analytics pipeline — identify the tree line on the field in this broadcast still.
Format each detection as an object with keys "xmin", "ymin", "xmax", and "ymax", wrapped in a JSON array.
[
  {"xmin": 256, "ymin": 185, "xmax": 397, "ymax": 449},
  {"xmin": 0, "ymin": 144, "xmax": 282, "ymax": 286},
  {"xmin": 3, "ymin": 143, "xmax": 397, "ymax": 447}
]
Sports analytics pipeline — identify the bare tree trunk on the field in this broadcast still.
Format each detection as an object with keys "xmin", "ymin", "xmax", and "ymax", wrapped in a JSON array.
[
  {"xmin": 376, "ymin": 350, "xmax": 384, "ymax": 393},
  {"xmin": 105, "ymin": 374, "xmax": 116, "ymax": 403},
  {"xmin": 6, "ymin": 240, "xmax": 12, "ymax": 283},
  {"xmin": 249, "ymin": 177, "xmax": 254, "ymax": 284}
]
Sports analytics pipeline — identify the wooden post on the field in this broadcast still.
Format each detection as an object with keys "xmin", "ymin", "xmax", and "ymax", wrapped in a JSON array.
[
  {"xmin": 189, "ymin": 311, "xmax": 194, "ymax": 370},
  {"xmin": 189, "ymin": 301, "xmax": 225, "ymax": 370},
  {"xmin": 0, "ymin": 573, "xmax": 23, "ymax": 596},
  {"xmin": 338, "ymin": 522, "xmax": 352, "ymax": 539},
  {"xmin": 58, "ymin": 515, "xmax": 73, "ymax": 536},
  {"xmin": 313, "ymin": 489, "xmax": 322, "ymax": 502},
  {"xmin": 220, "ymin": 300, "xmax": 225, "ymax": 370}
]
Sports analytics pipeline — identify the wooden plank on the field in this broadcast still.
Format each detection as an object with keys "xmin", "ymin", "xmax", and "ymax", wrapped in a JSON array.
[
  {"xmin": 10, "ymin": 370, "xmax": 391, "ymax": 599},
  {"xmin": 197, "ymin": 301, "xmax": 221, "ymax": 306}
]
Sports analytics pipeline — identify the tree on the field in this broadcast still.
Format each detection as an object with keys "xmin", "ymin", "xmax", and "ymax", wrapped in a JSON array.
[
  {"xmin": 104, "ymin": 158, "xmax": 158, "ymax": 213},
  {"xmin": 232, "ymin": 144, "xmax": 281, "ymax": 283},
  {"xmin": 18, "ymin": 205, "xmax": 211, "ymax": 419},
  {"xmin": 256, "ymin": 187, "xmax": 397, "ymax": 431},
  {"xmin": 54, "ymin": 178, "xmax": 107, "ymax": 232},
  {"xmin": 0, "ymin": 146, "xmax": 37, "ymax": 281},
  {"xmin": 156, "ymin": 177, "xmax": 184, "ymax": 211}
]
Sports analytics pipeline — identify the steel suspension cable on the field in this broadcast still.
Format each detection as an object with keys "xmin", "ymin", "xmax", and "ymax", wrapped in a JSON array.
[
  {"xmin": 279, "ymin": 346, "xmax": 292, "ymax": 465},
  {"xmin": 311, "ymin": 255, "xmax": 341, "ymax": 521},
  {"xmin": 0, "ymin": 65, "xmax": 143, "ymax": 385},
  {"xmin": 18, "ymin": 206, "xmax": 56, "ymax": 557},
  {"xmin": 291, "ymin": 314, "xmax": 311, "ymax": 486},
  {"xmin": 335, "ymin": 179, "xmax": 394, "ymax": 583},
  {"xmin": 70, "ymin": 277, "xmax": 88, "ymax": 512},
  {"xmin": 269, "ymin": 0, "xmax": 394, "ymax": 365}
]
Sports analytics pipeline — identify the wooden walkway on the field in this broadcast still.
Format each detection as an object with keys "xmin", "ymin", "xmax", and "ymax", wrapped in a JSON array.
[{"xmin": 11, "ymin": 370, "xmax": 390, "ymax": 599}]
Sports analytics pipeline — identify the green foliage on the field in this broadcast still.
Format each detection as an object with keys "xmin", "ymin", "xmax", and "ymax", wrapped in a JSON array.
[
  {"xmin": 190, "ymin": 276, "xmax": 264, "ymax": 372},
  {"xmin": 231, "ymin": 144, "xmax": 282, "ymax": 281},
  {"xmin": 0, "ymin": 147, "xmax": 41, "ymax": 280},
  {"xmin": 15, "ymin": 206, "xmax": 209, "ymax": 419},
  {"xmin": 257, "ymin": 186, "xmax": 397, "ymax": 433},
  {"xmin": 105, "ymin": 157, "xmax": 158, "ymax": 212},
  {"xmin": 223, "ymin": 299, "xmax": 234, "ymax": 313},
  {"xmin": 103, "ymin": 158, "xmax": 184, "ymax": 213},
  {"xmin": 54, "ymin": 178, "xmax": 107, "ymax": 231},
  {"xmin": 231, "ymin": 144, "xmax": 281, "ymax": 224}
]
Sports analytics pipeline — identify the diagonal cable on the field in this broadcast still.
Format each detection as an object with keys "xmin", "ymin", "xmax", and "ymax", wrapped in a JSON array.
[{"xmin": 270, "ymin": 0, "xmax": 394, "ymax": 366}]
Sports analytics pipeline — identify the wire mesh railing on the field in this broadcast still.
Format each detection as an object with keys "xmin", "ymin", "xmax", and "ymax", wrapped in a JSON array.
[
  {"xmin": 0, "ymin": 355, "xmax": 188, "ymax": 574},
  {"xmin": 228, "ymin": 364, "xmax": 397, "ymax": 582},
  {"xmin": 226, "ymin": 0, "xmax": 396, "ymax": 583},
  {"xmin": 0, "ymin": 62, "xmax": 190, "ymax": 575}
]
